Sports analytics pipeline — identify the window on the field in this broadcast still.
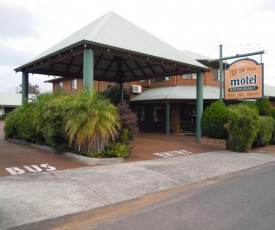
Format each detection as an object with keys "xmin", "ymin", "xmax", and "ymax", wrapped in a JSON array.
[
  {"xmin": 139, "ymin": 80, "xmax": 146, "ymax": 83},
  {"xmin": 182, "ymin": 73, "xmax": 197, "ymax": 79},
  {"xmin": 153, "ymin": 105, "xmax": 163, "ymax": 122},
  {"xmin": 71, "ymin": 79, "xmax": 77, "ymax": 90},
  {"xmin": 214, "ymin": 69, "xmax": 220, "ymax": 81},
  {"xmin": 139, "ymin": 105, "xmax": 145, "ymax": 121},
  {"xmin": 155, "ymin": 77, "xmax": 170, "ymax": 82},
  {"xmin": 57, "ymin": 82, "xmax": 63, "ymax": 89}
]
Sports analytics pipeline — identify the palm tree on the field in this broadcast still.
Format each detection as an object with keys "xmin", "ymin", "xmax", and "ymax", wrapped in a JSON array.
[{"xmin": 64, "ymin": 89, "xmax": 121, "ymax": 153}]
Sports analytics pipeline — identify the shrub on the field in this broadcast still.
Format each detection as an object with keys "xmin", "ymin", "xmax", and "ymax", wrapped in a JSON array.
[
  {"xmin": 100, "ymin": 142, "xmax": 130, "ymax": 158},
  {"xmin": 118, "ymin": 101, "xmax": 138, "ymax": 140},
  {"xmin": 64, "ymin": 89, "xmax": 121, "ymax": 153},
  {"xmin": 32, "ymin": 92, "xmax": 67, "ymax": 148},
  {"xmin": 253, "ymin": 116, "xmax": 274, "ymax": 147},
  {"xmin": 271, "ymin": 108, "xmax": 275, "ymax": 120},
  {"xmin": 270, "ymin": 120, "xmax": 275, "ymax": 145},
  {"xmin": 16, "ymin": 102, "xmax": 36, "ymax": 142},
  {"xmin": 4, "ymin": 109, "xmax": 19, "ymax": 139},
  {"xmin": 4, "ymin": 102, "xmax": 36, "ymax": 142},
  {"xmin": 241, "ymin": 101, "xmax": 259, "ymax": 114},
  {"xmin": 103, "ymin": 84, "xmax": 129, "ymax": 105},
  {"xmin": 256, "ymin": 98, "xmax": 271, "ymax": 116},
  {"xmin": 226, "ymin": 104, "xmax": 260, "ymax": 152},
  {"xmin": 201, "ymin": 100, "xmax": 229, "ymax": 139}
]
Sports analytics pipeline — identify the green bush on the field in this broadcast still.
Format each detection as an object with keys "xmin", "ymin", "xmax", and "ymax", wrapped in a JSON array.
[
  {"xmin": 4, "ymin": 109, "xmax": 19, "ymax": 139},
  {"xmin": 3, "ymin": 90, "xmax": 132, "ymax": 158},
  {"xmin": 241, "ymin": 101, "xmax": 259, "ymax": 114},
  {"xmin": 270, "ymin": 120, "xmax": 275, "ymax": 145},
  {"xmin": 253, "ymin": 116, "xmax": 273, "ymax": 147},
  {"xmin": 271, "ymin": 108, "xmax": 275, "ymax": 120},
  {"xmin": 32, "ymin": 93, "xmax": 67, "ymax": 148},
  {"xmin": 201, "ymin": 100, "xmax": 229, "ymax": 139},
  {"xmin": 256, "ymin": 98, "xmax": 271, "ymax": 116},
  {"xmin": 17, "ymin": 102, "xmax": 36, "ymax": 142},
  {"xmin": 63, "ymin": 90, "xmax": 121, "ymax": 153},
  {"xmin": 4, "ymin": 102, "xmax": 36, "ymax": 142},
  {"xmin": 226, "ymin": 104, "xmax": 260, "ymax": 152}
]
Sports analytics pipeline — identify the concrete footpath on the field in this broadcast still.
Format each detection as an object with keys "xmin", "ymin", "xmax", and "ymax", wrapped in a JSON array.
[{"xmin": 1, "ymin": 150, "xmax": 275, "ymax": 229}]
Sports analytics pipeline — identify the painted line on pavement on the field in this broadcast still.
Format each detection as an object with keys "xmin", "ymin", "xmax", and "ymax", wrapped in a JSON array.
[
  {"xmin": 153, "ymin": 150, "xmax": 193, "ymax": 158},
  {"xmin": 5, "ymin": 164, "xmax": 56, "ymax": 175}
]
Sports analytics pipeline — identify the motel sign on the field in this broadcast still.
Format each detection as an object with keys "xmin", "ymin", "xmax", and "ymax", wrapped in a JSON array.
[{"xmin": 224, "ymin": 58, "xmax": 263, "ymax": 100}]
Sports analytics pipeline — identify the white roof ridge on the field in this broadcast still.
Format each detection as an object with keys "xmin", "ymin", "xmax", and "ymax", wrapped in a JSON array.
[{"xmin": 86, "ymin": 11, "xmax": 114, "ymax": 41}]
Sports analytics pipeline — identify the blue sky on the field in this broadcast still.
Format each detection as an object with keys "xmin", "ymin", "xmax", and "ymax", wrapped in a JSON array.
[{"xmin": 1, "ymin": 0, "xmax": 274, "ymax": 93}]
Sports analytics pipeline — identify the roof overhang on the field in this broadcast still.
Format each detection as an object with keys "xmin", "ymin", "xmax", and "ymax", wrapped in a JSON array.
[
  {"xmin": 14, "ymin": 12, "xmax": 209, "ymax": 83},
  {"xmin": 15, "ymin": 42, "xmax": 209, "ymax": 83}
]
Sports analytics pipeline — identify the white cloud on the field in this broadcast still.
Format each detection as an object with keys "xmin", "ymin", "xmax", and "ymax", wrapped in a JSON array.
[{"xmin": 0, "ymin": 0, "xmax": 274, "ymax": 94}]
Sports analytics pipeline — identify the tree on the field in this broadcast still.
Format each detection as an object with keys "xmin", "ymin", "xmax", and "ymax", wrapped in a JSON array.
[
  {"xmin": 17, "ymin": 83, "xmax": 40, "ymax": 95},
  {"xmin": 103, "ymin": 84, "xmax": 129, "ymax": 105},
  {"xmin": 64, "ymin": 89, "xmax": 121, "ymax": 153}
]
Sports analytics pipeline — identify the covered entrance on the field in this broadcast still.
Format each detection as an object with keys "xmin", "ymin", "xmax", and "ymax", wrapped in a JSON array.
[{"xmin": 14, "ymin": 11, "xmax": 208, "ymax": 143}]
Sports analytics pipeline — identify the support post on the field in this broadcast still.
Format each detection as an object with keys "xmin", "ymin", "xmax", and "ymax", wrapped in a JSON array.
[
  {"xmin": 83, "ymin": 49, "xmax": 94, "ymax": 90},
  {"xmin": 166, "ymin": 102, "xmax": 170, "ymax": 136},
  {"xmin": 196, "ymin": 72, "xmax": 203, "ymax": 143},
  {"xmin": 219, "ymin": 44, "xmax": 223, "ymax": 101},
  {"xmin": 22, "ymin": 72, "xmax": 29, "ymax": 104},
  {"xmin": 119, "ymin": 82, "xmax": 124, "ymax": 102}
]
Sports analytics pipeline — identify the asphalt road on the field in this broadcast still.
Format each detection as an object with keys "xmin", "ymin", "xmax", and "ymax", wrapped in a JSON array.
[{"xmin": 20, "ymin": 162, "xmax": 275, "ymax": 230}]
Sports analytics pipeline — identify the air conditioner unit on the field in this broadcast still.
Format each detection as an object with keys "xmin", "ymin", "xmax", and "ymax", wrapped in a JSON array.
[{"xmin": 131, "ymin": 85, "xmax": 142, "ymax": 94}]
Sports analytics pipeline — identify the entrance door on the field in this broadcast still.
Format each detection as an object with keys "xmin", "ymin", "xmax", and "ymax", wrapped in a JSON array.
[{"xmin": 180, "ymin": 105, "xmax": 196, "ymax": 133}]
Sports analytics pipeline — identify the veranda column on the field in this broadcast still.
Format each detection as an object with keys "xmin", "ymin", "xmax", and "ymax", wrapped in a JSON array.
[
  {"xmin": 119, "ymin": 82, "xmax": 124, "ymax": 102},
  {"xmin": 166, "ymin": 102, "xmax": 170, "ymax": 136},
  {"xmin": 22, "ymin": 72, "xmax": 29, "ymax": 104},
  {"xmin": 83, "ymin": 49, "xmax": 94, "ymax": 89},
  {"xmin": 196, "ymin": 72, "xmax": 203, "ymax": 143}
]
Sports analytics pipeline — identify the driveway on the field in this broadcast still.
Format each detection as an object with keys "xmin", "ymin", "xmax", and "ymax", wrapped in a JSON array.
[{"xmin": 0, "ymin": 121, "xmax": 90, "ymax": 177}]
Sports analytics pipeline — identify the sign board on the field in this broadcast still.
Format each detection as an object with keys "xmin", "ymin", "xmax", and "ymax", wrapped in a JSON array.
[{"xmin": 224, "ymin": 58, "xmax": 263, "ymax": 100}]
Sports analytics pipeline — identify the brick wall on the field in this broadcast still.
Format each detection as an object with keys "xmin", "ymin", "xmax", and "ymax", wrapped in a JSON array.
[{"xmin": 51, "ymin": 65, "xmax": 220, "ymax": 96}]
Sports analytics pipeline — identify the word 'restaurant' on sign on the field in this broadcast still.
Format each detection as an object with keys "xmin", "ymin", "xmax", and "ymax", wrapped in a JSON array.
[{"xmin": 224, "ymin": 58, "xmax": 263, "ymax": 100}]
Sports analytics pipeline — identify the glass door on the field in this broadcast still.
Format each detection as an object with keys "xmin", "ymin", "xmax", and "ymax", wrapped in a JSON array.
[{"xmin": 180, "ymin": 105, "xmax": 196, "ymax": 133}]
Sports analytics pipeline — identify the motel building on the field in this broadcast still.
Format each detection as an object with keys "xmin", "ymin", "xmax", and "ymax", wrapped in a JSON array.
[
  {"xmin": 46, "ymin": 50, "xmax": 275, "ymax": 135},
  {"xmin": 15, "ymin": 12, "xmax": 275, "ymax": 140}
]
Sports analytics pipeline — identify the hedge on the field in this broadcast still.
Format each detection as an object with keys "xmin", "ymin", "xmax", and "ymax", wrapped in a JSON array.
[
  {"xmin": 201, "ymin": 100, "xmax": 229, "ymax": 139},
  {"xmin": 226, "ymin": 104, "xmax": 260, "ymax": 152}
]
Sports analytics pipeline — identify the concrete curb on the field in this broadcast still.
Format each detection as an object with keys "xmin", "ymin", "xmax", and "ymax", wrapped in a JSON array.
[
  {"xmin": 7, "ymin": 138, "xmax": 124, "ymax": 165},
  {"xmin": 63, "ymin": 152, "xmax": 124, "ymax": 165}
]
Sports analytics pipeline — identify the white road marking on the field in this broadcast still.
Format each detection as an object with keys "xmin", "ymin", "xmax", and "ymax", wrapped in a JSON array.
[
  {"xmin": 153, "ymin": 150, "xmax": 193, "ymax": 158},
  {"xmin": 5, "ymin": 164, "xmax": 56, "ymax": 175}
]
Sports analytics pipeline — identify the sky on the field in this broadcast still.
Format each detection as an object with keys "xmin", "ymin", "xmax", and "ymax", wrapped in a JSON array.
[{"xmin": 0, "ymin": 0, "xmax": 275, "ymax": 93}]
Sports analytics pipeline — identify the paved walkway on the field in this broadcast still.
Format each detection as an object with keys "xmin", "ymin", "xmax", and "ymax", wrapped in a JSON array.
[
  {"xmin": 1, "ymin": 150, "xmax": 275, "ymax": 229},
  {"xmin": 1, "ymin": 120, "xmax": 275, "ymax": 229}
]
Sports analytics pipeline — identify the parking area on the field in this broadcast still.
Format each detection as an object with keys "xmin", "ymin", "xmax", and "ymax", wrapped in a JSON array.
[
  {"xmin": 0, "ymin": 121, "xmax": 90, "ymax": 177},
  {"xmin": 0, "ymin": 121, "xmax": 226, "ymax": 177}
]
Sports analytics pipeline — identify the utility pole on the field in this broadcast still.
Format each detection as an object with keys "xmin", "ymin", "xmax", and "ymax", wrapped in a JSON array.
[{"xmin": 219, "ymin": 45, "xmax": 223, "ymax": 101}]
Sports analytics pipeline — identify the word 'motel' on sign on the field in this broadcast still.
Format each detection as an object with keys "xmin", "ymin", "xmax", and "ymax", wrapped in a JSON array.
[{"xmin": 224, "ymin": 58, "xmax": 263, "ymax": 100}]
